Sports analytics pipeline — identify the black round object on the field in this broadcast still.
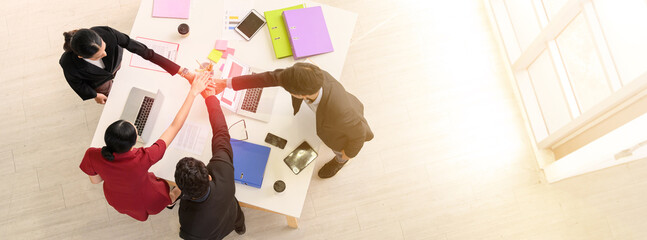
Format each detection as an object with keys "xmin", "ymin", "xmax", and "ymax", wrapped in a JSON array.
[
  {"xmin": 178, "ymin": 23, "xmax": 190, "ymax": 35},
  {"xmin": 273, "ymin": 180, "xmax": 286, "ymax": 193}
]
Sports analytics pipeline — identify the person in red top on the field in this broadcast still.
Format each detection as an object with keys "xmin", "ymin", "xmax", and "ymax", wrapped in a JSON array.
[{"xmin": 79, "ymin": 72, "xmax": 212, "ymax": 221}]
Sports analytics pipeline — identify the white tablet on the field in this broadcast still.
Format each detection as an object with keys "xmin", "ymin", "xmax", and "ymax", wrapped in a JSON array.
[{"xmin": 235, "ymin": 9, "xmax": 266, "ymax": 41}]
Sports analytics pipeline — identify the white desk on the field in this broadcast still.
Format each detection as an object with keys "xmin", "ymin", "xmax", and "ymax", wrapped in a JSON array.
[{"xmin": 89, "ymin": 0, "xmax": 357, "ymax": 228}]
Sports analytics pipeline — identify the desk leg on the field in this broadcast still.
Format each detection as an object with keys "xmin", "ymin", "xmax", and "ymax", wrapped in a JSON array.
[
  {"xmin": 286, "ymin": 216, "xmax": 298, "ymax": 228},
  {"xmin": 239, "ymin": 202, "xmax": 299, "ymax": 228}
]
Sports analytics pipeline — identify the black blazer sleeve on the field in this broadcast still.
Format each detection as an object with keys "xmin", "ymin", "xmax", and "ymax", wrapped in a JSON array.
[
  {"xmin": 231, "ymin": 69, "xmax": 283, "ymax": 91},
  {"xmin": 63, "ymin": 67, "xmax": 97, "ymax": 100},
  {"xmin": 108, "ymin": 27, "xmax": 180, "ymax": 76},
  {"xmin": 206, "ymin": 95, "xmax": 233, "ymax": 164},
  {"xmin": 231, "ymin": 69, "xmax": 304, "ymax": 114},
  {"xmin": 59, "ymin": 52, "xmax": 101, "ymax": 100}
]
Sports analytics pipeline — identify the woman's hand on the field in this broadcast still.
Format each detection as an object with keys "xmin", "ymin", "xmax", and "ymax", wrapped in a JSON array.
[
  {"xmin": 190, "ymin": 71, "xmax": 211, "ymax": 97},
  {"xmin": 94, "ymin": 93, "xmax": 107, "ymax": 104}
]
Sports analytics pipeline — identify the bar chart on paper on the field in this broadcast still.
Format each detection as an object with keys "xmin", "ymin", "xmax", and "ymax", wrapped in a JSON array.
[{"xmin": 222, "ymin": 0, "xmax": 254, "ymax": 40}]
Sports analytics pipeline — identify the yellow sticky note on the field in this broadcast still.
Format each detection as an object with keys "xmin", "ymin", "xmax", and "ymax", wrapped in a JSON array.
[{"xmin": 208, "ymin": 49, "xmax": 223, "ymax": 63}]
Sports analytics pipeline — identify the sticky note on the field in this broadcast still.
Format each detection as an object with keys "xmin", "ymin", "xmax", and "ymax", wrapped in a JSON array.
[
  {"xmin": 215, "ymin": 40, "xmax": 228, "ymax": 51},
  {"xmin": 208, "ymin": 49, "xmax": 223, "ymax": 63},
  {"xmin": 219, "ymin": 64, "xmax": 224, "ymax": 71},
  {"xmin": 222, "ymin": 47, "xmax": 236, "ymax": 59}
]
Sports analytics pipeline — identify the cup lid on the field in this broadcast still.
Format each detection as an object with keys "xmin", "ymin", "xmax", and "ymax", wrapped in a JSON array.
[{"xmin": 273, "ymin": 180, "xmax": 286, "ymax": 192}]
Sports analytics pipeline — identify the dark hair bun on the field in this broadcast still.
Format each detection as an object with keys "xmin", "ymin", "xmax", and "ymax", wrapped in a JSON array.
[
  {"xmin": 62, "ymin": 30, "xmax": 79, "ymax": 52},
  {"xmin": 101, "ymin": 146, "xmax": 115, "ymax": 161},
  {"xmin": 102, "ymin": 120, "xmax": 137, "ymax": 161}
]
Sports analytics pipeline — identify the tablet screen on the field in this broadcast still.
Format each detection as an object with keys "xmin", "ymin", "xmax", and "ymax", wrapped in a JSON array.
[
  {"xmin": 237, "ymin": 12, "xmax": 265, "ymax": 38},
  {"xmin": 283, "ymin": 141, "xmax": 318, "ymax": 175}
]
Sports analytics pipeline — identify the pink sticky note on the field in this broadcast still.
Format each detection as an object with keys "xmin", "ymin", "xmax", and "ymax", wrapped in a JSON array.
[
  {"xmin": 152, "ymin": 0, "xmax": 190, "ymax": 19},
  {"xmin": 222, "ymin": 47, "xmax": 236, "ymax": 59},
  {"xmin": 219, "ymin": 64, "xmax": 224, "ymax": 71},
  {"xmin": 214, "ymin": 40, "xmax": 228, "ymax": 51}
]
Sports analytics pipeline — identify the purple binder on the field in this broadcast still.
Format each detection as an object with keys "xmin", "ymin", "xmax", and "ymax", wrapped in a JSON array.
[{"xmin": 282, "ymin": 6, "xmax": 334, "ymax": 59}]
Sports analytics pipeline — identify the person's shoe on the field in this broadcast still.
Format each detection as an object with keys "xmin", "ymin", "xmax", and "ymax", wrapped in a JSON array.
[
  {"xmin": 317, "ymin": 157, "xmax": 347, "ymax": 179},
  {"xmin": 235, "ymin": 224, "xmax": 246, "ymax": 235}
]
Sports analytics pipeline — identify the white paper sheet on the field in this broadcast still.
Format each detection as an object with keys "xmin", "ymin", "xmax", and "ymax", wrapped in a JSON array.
[
  {"xmin": 130, "ymin": 37, "xmax": 179, "ymax": 72},
  {"xmin": 222, "ymin": 0, "xmax": 254, "ymax": 40},
  {"xmin": 170, "ymin": 121, "xmax": 210, "ymax": 155}
]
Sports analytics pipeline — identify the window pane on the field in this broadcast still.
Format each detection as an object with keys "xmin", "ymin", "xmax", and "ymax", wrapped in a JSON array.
[
  {"xmin": 504, "ymin": 0, "xmax": 542, "ymax": 50},
  {"xmin": 556, "ymin": 13, "xmax": 611, "ymax": 112},
  {"xmin": 491, "ymin": 0, "xmax": 522, "ymax": 61},
  {"xmin": 515, "ymin": 71, "xmax": 549, "ymax": 141},
  {"xmin": 542, "ymin": 0, "xmax": 570, "ymax": 20},
  {"xmin": 593, "ymin": 0, "xmax": 647, "ymax": 84},
  {"xmin": 528, "ymin": 50, "xmax": 573, "ymax": 133}
]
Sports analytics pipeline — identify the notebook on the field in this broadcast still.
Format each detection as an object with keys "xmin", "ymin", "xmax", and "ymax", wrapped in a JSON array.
[
  {"xmin": 152, "ymin": 0, "xmax": 190, "ymax": 19},
  {"xmin": 264, "ymin": 4, "xmax": 305, "ymax": 59},
  {"xmin": 231, "ymin": 140, "xmax": 271, "ymax": 188},
  {"xmin": 282, "ymin": 6, "xmax": 334, "ymax": 59}
]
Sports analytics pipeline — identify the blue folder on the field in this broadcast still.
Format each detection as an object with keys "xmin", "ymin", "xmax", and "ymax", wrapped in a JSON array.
[{"xmin": 230, "ymin": 140, "xmax": 271, "ymax": 188}]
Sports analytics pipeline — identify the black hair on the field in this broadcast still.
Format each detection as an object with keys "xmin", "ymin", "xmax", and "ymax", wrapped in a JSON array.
[
  {"xmin": 278, "ymin": 62, "xmax": 324, "ymax": 95},
  {"xmin": 175, "ymin": 157, "xmax": 210, "ymax": 200},
  {"xmin": 63, "ymin": 28, "xmax": 102, "ymax": 58},
  {"xmin": 101, "ymin": 120, "xmax": 137, "ymax": 161}
]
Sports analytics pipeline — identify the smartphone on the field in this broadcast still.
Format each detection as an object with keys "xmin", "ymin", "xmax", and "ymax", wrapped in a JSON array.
[
  {"xmin": 283, "ymin": 141, "xmax": 318, "ymax": 175},
  {"xmin": 265, "ymin": 133, "xmax": 287, "ymax": 149},
  {"xmin": 234, "ymin": 9, "xmax": 266, "ymax": 41}
]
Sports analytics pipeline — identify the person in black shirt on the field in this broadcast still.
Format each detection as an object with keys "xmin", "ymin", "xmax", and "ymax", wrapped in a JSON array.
[
  {"xmin": 59, "ymin": 26, "xmax": 194, "ymax": 104},
  {"xmin": 174, "ymin": 72, "xmax": 245, "ymax": 239}
]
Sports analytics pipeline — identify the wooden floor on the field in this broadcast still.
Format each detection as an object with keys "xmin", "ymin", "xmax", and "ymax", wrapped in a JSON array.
[{"xmin": 2, "ymin": 0, "xmax": 647, "ymax": 239}]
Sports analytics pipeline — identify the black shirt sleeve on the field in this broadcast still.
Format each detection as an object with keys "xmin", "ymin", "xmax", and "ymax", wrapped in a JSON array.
[{"xmin": 205, "ymin": 96, "xmax": 233, "ymax": 163}]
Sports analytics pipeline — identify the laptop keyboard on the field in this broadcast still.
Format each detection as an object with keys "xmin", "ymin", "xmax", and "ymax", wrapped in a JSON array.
[
  {"xmin": 241, "ymin": 88, "xmax": 263, "ymax": 113},
  {"xmin": 134, "ymin": 96, "xmax": 155, "ymax": 136}
]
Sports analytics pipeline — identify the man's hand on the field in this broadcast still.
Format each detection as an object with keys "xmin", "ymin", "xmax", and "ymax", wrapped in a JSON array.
[
  {"xmin": 213, "ymin": 78, "xmax": 226, "ymax": 95},
  {"xmin": 190, "ymin": 71, "xmax": 211, "ymax": 97},
  {"xmin": 94, "ymin": 93, "xmax": 107, "ymax": 104},
  {"xmin": 201, "ymin": 85, "xmax": 217, "ymax": 99}
]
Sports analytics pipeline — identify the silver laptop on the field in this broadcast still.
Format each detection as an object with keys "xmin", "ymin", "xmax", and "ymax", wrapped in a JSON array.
[
  {"xmin": 120, "ymin": 87, "xmax": 165, "ymax": 144},
  {"xmin": 218, "ymin": 56, "xmax": 278, "ymax": 122}
]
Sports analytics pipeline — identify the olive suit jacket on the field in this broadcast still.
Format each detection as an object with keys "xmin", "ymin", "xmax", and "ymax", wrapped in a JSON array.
[{"xmin": 231, "ymin": 69, "xmax": 373, "ymax": 158}]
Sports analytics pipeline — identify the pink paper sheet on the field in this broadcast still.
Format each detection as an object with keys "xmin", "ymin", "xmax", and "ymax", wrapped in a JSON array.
[{"xmin": 153, "ymin": 0, "xmax": 190, "ymax": 19}]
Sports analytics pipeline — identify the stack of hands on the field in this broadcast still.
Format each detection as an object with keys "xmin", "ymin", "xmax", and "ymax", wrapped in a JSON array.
[{"xmin": 180, "ymin": 63, "xmax": 227, "ymax": 99}]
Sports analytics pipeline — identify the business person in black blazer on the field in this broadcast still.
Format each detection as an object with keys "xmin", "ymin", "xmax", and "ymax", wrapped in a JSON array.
[
  {"xmin": 59, "ymin": 26, "xmax": 193, "ymax": 104},
  {"xmin": 218, "ymin": 63, "xmax": 373, "ymax": 178}
]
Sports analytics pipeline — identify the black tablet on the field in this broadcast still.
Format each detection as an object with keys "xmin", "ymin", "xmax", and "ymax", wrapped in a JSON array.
[
  {"xmin": 283, "ymin": 141, "xmax": 318, "ymax": 175},
  {"xmin": 235, "ymin": 9, "xmax": 266, "ymax": 41}
]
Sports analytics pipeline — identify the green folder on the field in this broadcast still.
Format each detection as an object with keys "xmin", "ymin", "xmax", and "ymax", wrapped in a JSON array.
[{"xmin": 265, "ymin": 4, "xmax": 305, "ymax": 59}]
